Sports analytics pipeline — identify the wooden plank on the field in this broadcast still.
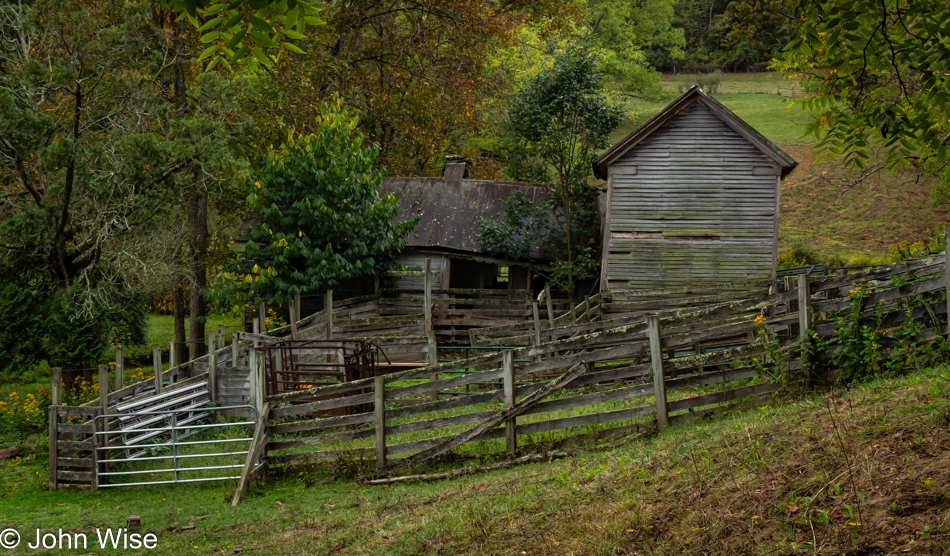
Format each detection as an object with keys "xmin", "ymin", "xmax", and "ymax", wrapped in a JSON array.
[
  {"xmin": 232, "ymin": 402, "xmax": 270, "ymax": 506},
  {"xmin": 115, "ymin": 348, "xmax": 124, "ymax": 391},
  {"xmin": 208, "ymin": 334, "xmax": 217, "ymax": 402},
  {"xmin": 379, "ymin": 362, "xmax": 589, "ymax": 475},
  {"xmin": 667, "ymin": 383, "xmax": 780, "ymax": 414},
  {"xmin": 152, "ymin": 347, "xmax": 163, "ymax": 395},
  {"xmin": 503, "ymin": 351, "xmax": 516, "ymax": 453},
  {"xmin": 326, "ymin": 290, "xmax": 333, "ymax": 340},
  {"xmin": 57, "ymin": 471, "xmax": 94, "ymax": 482},
  {"xmin": 374, "ymin": 375, "xmax": 386, "ymax": 469},
  {"xmin": 48, "ymin": 409, "xmax": 58, "ymax": 490},
  {"xmin": 648, "ymin": 315, "xmax": 668, "ymax": 431},
  {"xmin": 57, "ymin": 457, "xmax": 93, "ymax": 469},
  {"xmin": 517, "ymin": 405, "xmax": 655, "ymax": 436},
  {"xmin": 424, "ymin": 258, "xmax": 432, "ymax": 333},
  {"xmin": 532, "ymin": 302, "xmax": 541, "ymax": 346},
  {"xmin": 57, "ymin": 423, "xmax": 94, "ymax": 434}
]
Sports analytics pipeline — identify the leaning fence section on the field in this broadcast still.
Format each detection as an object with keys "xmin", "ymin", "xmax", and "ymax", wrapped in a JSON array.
[{"xmin": 248, "ymin": 251, "xmax": 949, "ymax": 493}]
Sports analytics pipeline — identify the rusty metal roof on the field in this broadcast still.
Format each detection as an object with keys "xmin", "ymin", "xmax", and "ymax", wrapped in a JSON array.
[{"xmin": 380, "ymin": 177, "xmax": 547, "ymax": 254}]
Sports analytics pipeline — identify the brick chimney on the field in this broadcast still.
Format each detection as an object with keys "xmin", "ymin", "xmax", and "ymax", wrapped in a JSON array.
[{"xmin": 442, "ymin": 155, "xmax": 472, "ymax": 180}]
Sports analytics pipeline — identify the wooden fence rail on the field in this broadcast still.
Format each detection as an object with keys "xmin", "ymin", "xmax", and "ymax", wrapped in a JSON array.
[{"xmin": 240, "ymin": 250, "xmax": 949, "ymax": 496}]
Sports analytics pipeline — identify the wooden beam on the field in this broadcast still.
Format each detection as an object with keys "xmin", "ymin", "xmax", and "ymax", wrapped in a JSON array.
[
  {"xmin": 379, "ymin": 361, "xmax": 589, "ymax": 476},
  {"xmin": 98, "ymin": 365, "xmax": 108, "ymax": 415},
  {"xmin": 647, "ymin": 315, "xmax": 668, "ymax": 431},
  {"xmin": 208, "ymin": 334, "xmax": 217, "ymax": 402},
  {"xmin": 232, "ymin": 403, "xmax": 270, "ymax": 506},
  {"xmin": 945, "ymin": 225, "xmax": 949, "ymax": 342},
  {"xmin": 424, "ymin": 258, "xmax": 432, "ymax": 333},
  {"xmin": 531, "ymin": 302, "xmax": 542, "ymax": 346},
  {"xmin": 374, "ymin": 375, "xmax": 386, "ymax": 469},
  {"xmin": 48, "ymin": 407, "xmax": 58, "ymax": 490},
  {"xmin": 325, "ymin": 290, "xmax": 334, "ymax": 340},
  {"xmin": 503, "ymin": 351, "xmax": 516, "ymax": 453},
  {"xmin": 259, "ymin": 302, "xmax": 267, "ymax": 334},
  {"xmin": 152, "ymin": 347, "xmax": 163, "ymax": 395}
]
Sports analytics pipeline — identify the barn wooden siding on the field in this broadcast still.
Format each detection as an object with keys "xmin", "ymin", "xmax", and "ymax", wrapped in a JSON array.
[{"xmin": 603, "ymin": 103, "xmax": 781, "ymax": 291}]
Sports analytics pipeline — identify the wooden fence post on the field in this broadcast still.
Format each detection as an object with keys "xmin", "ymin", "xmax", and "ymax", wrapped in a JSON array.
[
  {"xmin": 289, "ymin": 299, "xmax": 298, "ymax": 339},
  {"xmin": 503, "ymin": 350, "xmax": 516, "ymax": 453},
  {"xmin": 374, "ymin": 375, "xmax": 386, "ymax": 469},
  {"xmin": 114, "ymin": 347, "xmax": 124, "ymax": 390},
  {"xmin": 208, "ymin": 334, "xmax": 217, "ymax": 402},
  {"xmin": 248, "ymin": 347, "xmax": 257, "ymax": 408},
  {"xmin": 49, "ymin": 367, "xmax": 61, "ymax": 491},
  {"xmin": 584, "ymin": 296, "xmax": 592, "ymax": 322},
  {"xmin": 544, "ymin": 286, "xmax": 555, "ymax": 330},
  {"xmin": 152, "ymin": 347, "xmax": 163, "ymax": 395},
  {"xmin": 252, "ymin": 317, "xmax": 260, "ymax": 336},
  {"xmin": 427, "ymin": 332, "xmax": 439, "ymax": 401},
  {"xmin": 51, "ymin": 367, "xmax": 62, "ymax": 408},
  {"xmin": 232, "ymin": 333, "xmax": 239, "ymax": 365},
  {"xmin": 797, "ymin": 274, "xmax": 812, "ymax": 339},
  {"xmin": 256, "ymin": 350, "xmax": 265, "ymax": 412},
  {"xmin": 531, "ymin": 302, "xmax": 542, "ymax": 346},
  {"xmin": 945, "ymin": 225, "xmax": 950, "ymax": 340},
  {"xmin": 98, "ymin": 364, "xmax": 109, "ymax": 414},
  {"xmin": 218, "ymin": 325, "xmax": 226, "ymax": 350},
  {"xmin": 169, "ymin": 341, "xmax": 177, "ymax": 372},
  {"xmin": 47, "ymin": 406, "xmax": 58, "ymax": 490},
  {"xmin": 647, "ymin": 315, "xmax": 668, "ymax": 431},
  {"xmin": 259, "ymin": 302, "xmax": 267, "ymax": 333},
  {"xmin": 325, "ymin": 290, "xmax": 334, "ymax": 340},
  {"xmin": 424, "ymin": 258, "xmax": 432, "ymax": 333}
]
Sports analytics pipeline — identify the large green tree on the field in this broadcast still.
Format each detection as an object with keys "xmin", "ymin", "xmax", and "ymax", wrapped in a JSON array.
[
  {"xmin": 0, "ymin": 0, "xmax": 252, "ymax": 374},
  {"xmin": 774, "ymin": 0, "xmax": 950, "ymax": 196},
  {"xmin": 505, "ymin": 47, "xmax": 623, "ymax": 296},
  {"xmin": 219, "ymin": 101, "xmax": 416, "ymax": 306}
]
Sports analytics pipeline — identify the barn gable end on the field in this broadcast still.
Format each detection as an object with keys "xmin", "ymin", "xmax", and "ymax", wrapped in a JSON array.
[{"xmin": 596, "ymin": 86, "xmax": 797, "ymax": 292}]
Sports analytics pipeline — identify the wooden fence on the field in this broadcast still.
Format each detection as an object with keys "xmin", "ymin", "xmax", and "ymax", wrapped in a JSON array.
[{"xmin": 229, "ymin": 251, "xmax": 949, "ymax": 502}]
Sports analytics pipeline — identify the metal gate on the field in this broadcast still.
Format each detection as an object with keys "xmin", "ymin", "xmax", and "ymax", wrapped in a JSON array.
[
  {"xmin": 92, "ymin": 405, "xmax": 258, "ymax": 488},
  {"xmin": 262, "ymin": 339, "xmax": 381, "ymax": 397}
]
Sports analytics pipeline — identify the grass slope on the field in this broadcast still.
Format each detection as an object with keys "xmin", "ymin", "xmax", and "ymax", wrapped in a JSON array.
[
  {"xmin": 617, "ymin": 73, "xmax": 949, "ymax": 262},
  {"xmin": 2, "ymin": 366, "xmax": 948, "ymax": 554}
]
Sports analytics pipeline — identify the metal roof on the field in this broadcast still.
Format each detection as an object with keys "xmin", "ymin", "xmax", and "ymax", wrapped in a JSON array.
[
  {"xmin": 593, "ymin": 85, "xmax": 798, "ymax": 180},
  {"xmin": 379, "ymin": 176, "xmax": 547, "ymax": 255}
]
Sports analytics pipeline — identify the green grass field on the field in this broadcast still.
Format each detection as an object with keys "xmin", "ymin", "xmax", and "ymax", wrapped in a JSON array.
[{"xmin": 1, "ymin": 366, "xmax": 947, "ymax": 555}]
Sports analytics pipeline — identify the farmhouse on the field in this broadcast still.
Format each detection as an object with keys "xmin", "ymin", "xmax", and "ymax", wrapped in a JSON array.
[
  {"xmin": 594, "ymin": 85, "xmax": 797, "ymax": 292},
  {"xmin": 380, "ymin": 161, "xmax": 548, "ymax": 292}
]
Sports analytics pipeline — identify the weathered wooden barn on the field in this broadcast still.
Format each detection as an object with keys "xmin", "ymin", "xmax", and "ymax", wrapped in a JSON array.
[
  {"xmin": 594, "ymin": 86, "xmax": 797, "ymax": 292},
  {"xmin": 380, "ymin": 162, "xmax": 548, "ymax": 291}
]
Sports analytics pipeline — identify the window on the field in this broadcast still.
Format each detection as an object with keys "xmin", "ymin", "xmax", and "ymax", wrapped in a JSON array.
[{"xmin": 497, "ymin": 265, "xmax": 509, "ymax": 283}]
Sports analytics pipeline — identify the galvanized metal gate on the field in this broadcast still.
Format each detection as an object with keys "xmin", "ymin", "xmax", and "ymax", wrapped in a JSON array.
[{"xmin": 92, "ymin": 404, "xmax": 258, "ymax": 488}]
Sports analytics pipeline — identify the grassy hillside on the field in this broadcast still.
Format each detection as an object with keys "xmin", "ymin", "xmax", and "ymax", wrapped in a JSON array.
[
  {"xmin": 617, "ymin": 73, "xmax": 949, "ymax": 263},
  {"xmin": 2, "ymin": 366, "xmax": 947, "ymax": 554}
]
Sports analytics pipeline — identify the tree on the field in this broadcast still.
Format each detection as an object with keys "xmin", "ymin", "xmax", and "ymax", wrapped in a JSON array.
[
  {"xmin": 249, "ymin": 0, "xmax": 575, "ymax": 177},
  {"xmin": 218, "ymin": 100, "xmax": 417, "ymax": 306},
  {"xmin": 580, "ymin": 0, "xmax": 683, "ymax": 95},
  {"xmin": 773, "ymin": 0, "xmax": 950, "ymax": 191},
  {"xmin": 505, "ymin": 47, "xmax": 623, "ymax": 296},
  {"xmin": 0, "ymin": 0, "xmax": 252, "ymax": 373}
]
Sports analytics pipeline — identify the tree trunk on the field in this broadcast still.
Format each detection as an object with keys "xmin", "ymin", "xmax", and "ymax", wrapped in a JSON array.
[
  {"xmin": 187, "ymin": 189, "xmax": 208, "ymax": 360},
  {"xmin": 172, "ymin": 280, "xmax": 186, "ymax": 366}
]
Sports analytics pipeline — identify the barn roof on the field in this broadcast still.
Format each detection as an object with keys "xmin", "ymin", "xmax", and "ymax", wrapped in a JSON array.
[
  {"xmin": 380, "ymin": 168, "xmax": 547, "ymax": 255},
  {"xmin": 593, "ymin": 85, "xmax": 797, "ymax": 180}
]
